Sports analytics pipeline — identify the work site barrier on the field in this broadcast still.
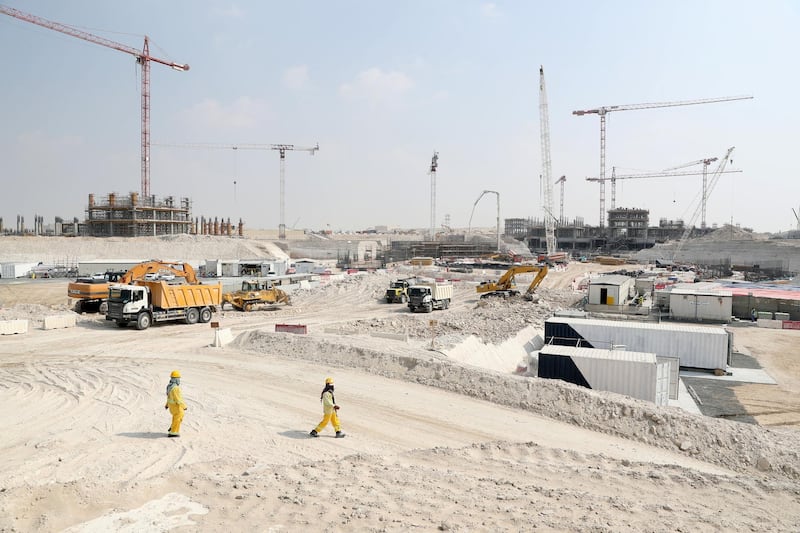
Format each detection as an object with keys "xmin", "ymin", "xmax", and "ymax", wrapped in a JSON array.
[
  {"xmin": 275, "ymin": 324, "xmax": 307, "ymax": 334},
  {"xmin": 0, "ymin": 320, "xmax": 28, "ymax": 335},
  {"xmin": 43, "ymin": 314, "xmax": 77, "ymax": 330}
]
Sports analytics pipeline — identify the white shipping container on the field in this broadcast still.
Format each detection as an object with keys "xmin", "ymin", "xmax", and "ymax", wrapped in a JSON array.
[
  {"xmin": 669, "ymin": 288, "xmax": 732, "ymax": 322},
  {"xmin": 538, "ymin": 345, "xmax": 670, "ymax": 406},
  {"xmin": 544, "ymin": 317, "xmax": 731, "ymax": 371},
  {"xmin": 1, "ymin": 262, "xmax": 37, "ymax": 278}
]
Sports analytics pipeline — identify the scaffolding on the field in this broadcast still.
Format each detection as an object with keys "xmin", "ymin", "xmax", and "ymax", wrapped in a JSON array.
[{"xmin": 84, "ymin": 192, "xmax": 192, "ymax": 237}]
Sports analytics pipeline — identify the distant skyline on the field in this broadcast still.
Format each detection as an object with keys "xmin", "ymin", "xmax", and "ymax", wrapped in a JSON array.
[{"xmin": 2, "ymin": 1, "xmax": 798, "ymax": 234}]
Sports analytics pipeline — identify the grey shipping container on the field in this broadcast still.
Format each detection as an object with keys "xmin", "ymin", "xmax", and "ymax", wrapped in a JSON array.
[
  {"xmin": 544, "ymin": 317, "xmax": 731, "ymax": 371},
  {"xmin": 538, "ymin": 345, "xmax": 670, "ymax": 406}
]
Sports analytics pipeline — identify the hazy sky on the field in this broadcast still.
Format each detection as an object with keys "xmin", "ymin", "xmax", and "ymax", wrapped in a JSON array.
[{"xmin": 1, "ymin": 1, "xmax": 797, "ymax": 234}]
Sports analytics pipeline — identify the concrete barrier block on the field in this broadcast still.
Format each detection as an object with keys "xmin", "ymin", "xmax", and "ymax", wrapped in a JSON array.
[
  {"xmin": 0, "ymin": 319, "xmax": 28, "ymax": 335},
  {"xmin": 369, "ymin": 332, "xmax": 409, "ymax": 342},
  {"xmin": 212, "ymin": 327, "xmax": 234, "ymax": 347},
  {"xmin": 757, "ymin": 318, "xmax": 783, "ymax": 329},
  {"xmin": 43, "ymin": 314, "xmax": 77, "ymax": 330}
]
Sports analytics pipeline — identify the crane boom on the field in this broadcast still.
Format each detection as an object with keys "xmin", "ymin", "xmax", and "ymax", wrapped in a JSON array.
[
  {"xmin": 1, "ymin": 5, "xmax": 189, "ymax": 199},
  {"xmin": 572, "ymin": 94, "xmax": 752, "ymax": 227},
  {"xmin": 672, "ymin": 147, "xmax": 735, "ymax": 260},
  {"xmin": 539, "ymin": 66, "xmax": 556, "ymax": 256},
  {"xmin": 467, "ymin": 190, "xmax": 500, "ymax": 251}
]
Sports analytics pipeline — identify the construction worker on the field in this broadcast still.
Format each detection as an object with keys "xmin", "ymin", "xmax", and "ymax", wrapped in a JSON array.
[
  {"xmin": 310, "ymin": 377, "xmax": 345, "ymax": 438},
  {"xmin": 165, "ymin": 370, "xmax": 187, "ymax": 437}
]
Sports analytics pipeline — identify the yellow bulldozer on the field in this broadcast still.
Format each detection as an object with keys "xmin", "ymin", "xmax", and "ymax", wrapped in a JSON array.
[
  {"xmin": 221, "ymin": 280, "xmax": 291, "ymax": 311},
  {"xmin": 476, "ymin": 264, "xmax": 548, "ymax": 299}
]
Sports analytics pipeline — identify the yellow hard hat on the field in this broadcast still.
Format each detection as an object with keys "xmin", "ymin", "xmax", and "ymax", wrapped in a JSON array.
[
  {"xmin": 170, "ymin": 370, "xmax": 181, "ymax": 378},
  {"xmin": 325, "ymin": 377, "xmax": 334, "ymax": 384}
]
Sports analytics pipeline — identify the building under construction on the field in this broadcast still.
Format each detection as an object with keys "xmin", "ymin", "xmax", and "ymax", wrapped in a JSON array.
[{"xmin": 85, "ymin": 193, "xmax": 192, "ymax": 237}]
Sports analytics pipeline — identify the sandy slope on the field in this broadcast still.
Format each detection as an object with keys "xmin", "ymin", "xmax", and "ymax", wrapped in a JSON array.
[{"xmin": 1, "ymin": 260, "xmax": 799, "ymax": 531}]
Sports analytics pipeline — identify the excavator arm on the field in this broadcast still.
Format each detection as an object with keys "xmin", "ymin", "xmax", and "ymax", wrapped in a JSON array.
[
  {"xmin": 120, "ymin": 260, "xmax": 198, "ymax": 284},
  {"xmin": 476, "ymin": 265, "xmax": 548, "ymax": 297}
]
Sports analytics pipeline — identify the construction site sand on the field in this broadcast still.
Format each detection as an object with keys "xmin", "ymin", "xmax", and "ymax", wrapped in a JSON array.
[{"xmin": 1, "ymin": 236, "xmax": 799, "ymax": 531}]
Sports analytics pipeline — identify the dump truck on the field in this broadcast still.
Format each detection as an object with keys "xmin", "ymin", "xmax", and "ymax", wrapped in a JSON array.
[
  {"xmin": 67, "ymin": 260, "xmax": 199, "ymax": 314},
  {"xmin": 221, "ymin": 279, "xmax": 290, "ymax": 311},
  {"xmin": 385, "ymin": 277, "xmax": 419, "ymax": 303},
  {"xmin": 476, "ymin": 265, "xmax": 548, "ymax": 299},
  {"xmin": 106, "ymin": 279, "xmax": 222, "ymax": 330},
  {"xmin": 407, "ymin": 282, "xmax": 453, "ymax": 313}
]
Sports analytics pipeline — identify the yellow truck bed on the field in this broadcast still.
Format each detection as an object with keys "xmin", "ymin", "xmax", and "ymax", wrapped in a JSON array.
[{"xmin": 136, "ymin": 280, "xmax": 222, "ymax": 309}]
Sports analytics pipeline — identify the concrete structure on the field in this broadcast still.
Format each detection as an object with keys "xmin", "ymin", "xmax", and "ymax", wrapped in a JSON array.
[
  {"xmin": 0, "ymin": 320, "xmax": 28, "ymax": 335},
  {"xmin": 43, "ymin": 314, "xmax": 77, "ymax": 330},
  {"xmin": 84, "ymin": 192, "xmax": 192, "ymax": 237}
]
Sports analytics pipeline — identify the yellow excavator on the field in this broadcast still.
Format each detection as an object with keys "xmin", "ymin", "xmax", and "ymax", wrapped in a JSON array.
[
  {"xmin": 476, "ymin": 265, "xmax": 548, "ymax": 299},
  {"xmin": 221, "ymin": 279, "xmax": 291, "ymax": 311},
  {"xmin": 68, "ymin": 260, "xmax": 198, "ymax": 313}
]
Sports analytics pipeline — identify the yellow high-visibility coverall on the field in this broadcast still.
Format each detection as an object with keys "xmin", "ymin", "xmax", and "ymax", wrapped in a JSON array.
[
  {"xmin": 313, "ymin": 390, "xmax": 341, "ymax": 434},
  {"xmin": 166, "ymin": 385, "xmax": 187, "ymax": 435}
]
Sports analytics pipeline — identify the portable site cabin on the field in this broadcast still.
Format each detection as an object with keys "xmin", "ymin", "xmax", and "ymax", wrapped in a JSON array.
[
  {"xmin": 544, "ymin": 316, "xmax": 731, "ymax": 371},
  {"xmin": 587, "ymin": 275, "xmax": 635, "ymax": 306},
  {"xmin": 538, "ymin": 345, "xmax": 672, "ymax": 406},
  {"xmin": 668, "ymin": 288, "xmax": 733, "ymax": 323}
]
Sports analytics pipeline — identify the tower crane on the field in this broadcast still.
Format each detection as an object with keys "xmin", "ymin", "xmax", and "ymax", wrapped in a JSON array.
[
  {"xmin": 554, "ymin": 175, "xmax": 566, "ymax": 225},
  {"xmin": 467, "ymin": 190, "xmax": 500, "ymax": 251},
  {"xmin": 1, "ymin": 5, "xmax": 189, "ymax": 199},
  {"xmin": 573, "ymin": 95, "xmax": 752, "ymax": 227},
  {"xmin": 585, "ymin": 165, "xmax": 741, "ymax": 221},
  {"xmin": 539, "ymin": 66, "xmax": 557, "ymax": 256},
  {"xmin": 665, "ymin": 157, "xmax": 717, "ymax": 229},
  {"xmin": 151, "ymin": 142, "xmax": 319, "ymax": 239},
  {"xmin": 428, "ymin": 152, "xmax": 439, "ymax": 240},
  {"xmin": 672, "ymin": 147, "xmax": 735, "ymax": 260}
]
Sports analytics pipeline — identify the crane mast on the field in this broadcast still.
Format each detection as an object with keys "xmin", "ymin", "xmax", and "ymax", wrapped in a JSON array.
[
  {"xmin": 572, "ymin": 95, "xmax": 752, "ymax": 228},
  {"xmin": 429, "ymin": 152, "xmax": 439, "ymax": 241},
  {"xmin": 150, "ymin": 142, "xmax": 318, "ymax": 238},
  {"xmin": 672, "ymin": 147, "xmax": 735, "ymax": 260},
  {"xmin": 1, "ymin": 5, "xmax": 189, "ymax": 199},
  {"xmin": 538, "ymin": 67, "xmax": 557, "ymax": 256},
  {"xmin": 555, "ymin": 175, "xmax": 566, "ymax": 225}
]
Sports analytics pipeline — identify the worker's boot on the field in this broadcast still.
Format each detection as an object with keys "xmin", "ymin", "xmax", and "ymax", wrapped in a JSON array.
[
  {"xmin": 167, "ymin": 432, "xmax": 180, "ymax": 438},
  {"xmin": 309, "ymin": 430, "xmax": 319, "ymax": 438},
  {"xmin": 335, "ymin": 431, "xmax": 346, "ymax": 438}
]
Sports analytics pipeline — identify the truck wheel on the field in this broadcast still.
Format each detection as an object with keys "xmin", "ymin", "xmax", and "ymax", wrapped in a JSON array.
[
  {"xmin": 74, "ymin": 300, "xmax": 83, "ymax": 314},
  {"xmin": 443, "ymin": 299, "xmax": 449, "ymax": 309},
  {"xmin": 136, "ymin": 312, "xmax": 151, "ymax": 330},
  {"xmin": 99, "ymin": 301, "xmax": 108, "ymax": 315},
  {"xmin": 424, "ymin": 305, "xmax": 432, "ymax": 313},
  {"xmin": 199, "ymin": 307, "xmax": 212, "ymax": 323},
  {"xmin": 185, "ymin": 308, "xmax": 200, "ymax": 324}
]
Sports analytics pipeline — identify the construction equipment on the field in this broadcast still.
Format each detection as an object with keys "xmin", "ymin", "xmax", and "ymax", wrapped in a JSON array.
[
  {"xmin": 555, "ymin": 176, "xmax": 566, "ymax": 225},
  {"xmin": 106, "ymin": 278, "xmax": 222, "ymax": 330},
  {"xmin": 221, "ymin": 280, "xmax": 290, "ymax": 311},
  {"xmin": 573, "ymin": 95, "xmax": 752, "ymax": 227},
  {"xmin": 539, "ymin": 67, "xmax": 557, "ymax": 257},
  {"xmin": 585, "ymin": 165, "xmax": 742, "ymax": 219},
  {"xmin": 408, "ymin": 282, "xmax": 453, "ymax": 313},
  {"xmin": 429, "ymin": 152, "xmax": 439, "ymax": 240},
  {"xmin": 385, "ymin": 278, "xmax": 419, "ymax": 303},
  {"xmin": 672, "ymin": 147, "xmax": 735, "ymax": 260},
  {"xmin": 476, "ymin": 265, "xmax": 548, "ymax": 299},
  {"xmin": 67, "ymin": 271, "xmax": 128, "ymax": 313},
  {"xmin": 67, "ymin": 260, "xmax": 197, "ymax": 313},
  {"xmin": 793, "ymin": 208, "xmax": 800, "ymax": 231},
  {"xmin": 467, "ymin": 190, "xmax": 500, "ymax": 251},
  {"xmin": 151, "ymin": 142, "xmax": 318, "ymax": 239},
  {"xmin": 1, "ymin": 5, "xmax": 189, "ymax": 198}
]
